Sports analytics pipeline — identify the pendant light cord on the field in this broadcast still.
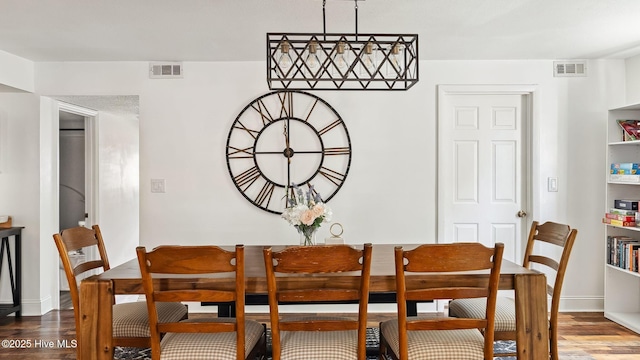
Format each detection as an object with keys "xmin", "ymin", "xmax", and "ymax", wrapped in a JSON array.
[
  {"xmin": 322, "ymin": 0, "xmax": 326, "ymax": 40},
  {"xmin": 355, "ymin": 0, "xmax": 359, "ymax": 40},
  {"xmin": 322, "ymin": 0, "xmax": 359, "ymax": 40}
]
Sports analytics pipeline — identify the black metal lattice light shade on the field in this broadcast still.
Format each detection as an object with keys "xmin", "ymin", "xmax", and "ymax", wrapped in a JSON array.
[{"xmin": 267, "ymin": 33, "xmax": 419, "ymax": 90}]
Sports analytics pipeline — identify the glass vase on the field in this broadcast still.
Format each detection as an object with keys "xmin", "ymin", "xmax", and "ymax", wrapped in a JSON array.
[{"xmin": 298, "ymin": 227, "xmax": 318, "ymax": 246}]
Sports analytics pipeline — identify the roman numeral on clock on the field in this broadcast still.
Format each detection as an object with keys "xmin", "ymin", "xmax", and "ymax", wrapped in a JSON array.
[
  {"xmin": 234, "ymin": 166, "xmax": 261, "ymax": 190},
  {"xmin": 324, "ymin": 147, "xmax": 350, "ymax": 156},
  {"xmin": 255, "ymin": 181, "xmax": 276, "ymax": 208},
  {"xmin": 318, "ymin": 167, "xmax": 346, "ymax": 186}
]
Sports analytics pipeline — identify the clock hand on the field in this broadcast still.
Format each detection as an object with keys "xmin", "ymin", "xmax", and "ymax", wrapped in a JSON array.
[
  {"xmin": 287, "ymin": 155, "xmax": 291, "ymax": 186},
  {"xmin": 283, "ymin": 122, "xmax": 290, "ymax": 148},
  {"xmin": 284, "ymin": 120, "xmax": 291, "ymax": 163}
]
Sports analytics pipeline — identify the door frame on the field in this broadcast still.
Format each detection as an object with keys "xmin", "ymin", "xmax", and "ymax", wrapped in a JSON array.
[
  {"xmin": 58, "ymin": 101, "xmax": 99, "ymax": 229},
  {"xmin": 436, "ymin": 84, "xmax": 539, "ymax": 263},
  {"xmin": 55, "ymin": 101, "xmax": 98, "ymax": 310}
]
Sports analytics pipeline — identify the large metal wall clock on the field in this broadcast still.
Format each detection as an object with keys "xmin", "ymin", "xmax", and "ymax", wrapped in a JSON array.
[{"xmin": 226, "ymin": 90, "xmax": 352, "ymax": 214}]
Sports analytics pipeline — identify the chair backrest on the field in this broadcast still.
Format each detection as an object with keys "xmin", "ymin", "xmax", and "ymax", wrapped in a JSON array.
[
  {"xmin": 522, "ymin": 221, "xmax": 578, "ymax": 325},
  {"xmin": 136, "ymin": 244, "xmax": 247, "ymax": 360},
  {"xmin": 263, "ymin": 244, "xmax": 373, "ymax": 360},
  {"xmin": 395, "ymin": 242, "xmax": 504, "ymax": 360},
  {"xmin": 53, "ymin": 225, "xmax": 111, "ymax": 332}
]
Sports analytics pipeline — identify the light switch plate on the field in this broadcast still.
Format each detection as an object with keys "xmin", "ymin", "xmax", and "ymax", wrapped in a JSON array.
[
  {"xmin": 548, "ymin": 177, "xmax": 558, "ymax": 192},
  {"xmin": 151, "ymin": 179, "xmax": 166, "ymax": 193}
]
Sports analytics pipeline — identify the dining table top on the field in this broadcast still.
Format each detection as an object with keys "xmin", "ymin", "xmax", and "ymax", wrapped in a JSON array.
[{"xmin": 92, "ymin": 243, "xmax": 537, "ymax": 294}]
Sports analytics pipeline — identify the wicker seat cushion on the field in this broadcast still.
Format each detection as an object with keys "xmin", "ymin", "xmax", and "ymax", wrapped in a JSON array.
[
  {"xmin": 112, "ymin": 301, "xmax": 187, "ymax": 338},
  {"xmin": 448, "ymin": 297, "xmax": 516, "ymax": 332},
  {"xmin": 380, "ymin": 318, "xmax": 486, "ymax": 359},
  {"xmin": 159, "ymin": 318, "xmax": 264, "ymax": 360}
]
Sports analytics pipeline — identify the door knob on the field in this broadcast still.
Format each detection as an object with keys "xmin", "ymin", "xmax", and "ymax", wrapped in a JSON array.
[{"xmin": 517, "ymin": 210, "xmax": 527, "ymax": 218}]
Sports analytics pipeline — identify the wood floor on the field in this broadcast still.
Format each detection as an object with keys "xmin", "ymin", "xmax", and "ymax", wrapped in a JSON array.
[{"xmin": 0, "ymin": 310, "xmax": 639, "ymax": 359}]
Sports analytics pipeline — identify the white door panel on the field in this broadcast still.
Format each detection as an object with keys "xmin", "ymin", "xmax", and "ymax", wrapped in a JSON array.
[
  {"xmin": 454, "ymin": 223, "xmax": 478, "ymax": 243},
  {"xmin": 454, "ymin": 141, "xmax": 478, "ymax": 202},
  {"xmin": 439, "ymin": 91, "xmax": 528, "ymax": 263}
]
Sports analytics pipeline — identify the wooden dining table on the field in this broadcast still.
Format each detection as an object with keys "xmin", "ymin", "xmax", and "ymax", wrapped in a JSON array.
[{"xmin": 77, "ymin": 244, "xmax": 548, "ymax": 360}]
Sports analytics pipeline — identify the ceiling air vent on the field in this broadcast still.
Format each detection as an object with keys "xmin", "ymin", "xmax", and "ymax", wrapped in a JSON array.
[
  {"xmin": 553, "ymin": 61, "xmax": 587, "ymax": 77},
  {"xmin": 149, "ymin": 62, "xmax": 183, "ymax": 79}
]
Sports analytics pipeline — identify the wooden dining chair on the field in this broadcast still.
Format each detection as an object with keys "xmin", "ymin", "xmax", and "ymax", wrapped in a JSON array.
[
  {"xmin": 379, "ymin": 242, "xmax": 504, "ymax": 360},
  {"xmin": 54, "ymin": 225, "xmax": 188, "ymax": 348},
  {"xmin": 449, "ymin": 221, "xmax": 578, "ymax": 359},
  {"xmin": 263, "ymin": 244, "xmax": 372, "ymax": 360},
  {"xmin": 136, "ymin": 244, "xmax": 266, "ymax": 360}
]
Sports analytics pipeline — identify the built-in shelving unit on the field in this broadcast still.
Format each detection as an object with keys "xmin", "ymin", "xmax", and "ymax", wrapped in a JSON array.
[{"xmin": 605, "ymin": 103, "xmax": 640, "ymax": 334}]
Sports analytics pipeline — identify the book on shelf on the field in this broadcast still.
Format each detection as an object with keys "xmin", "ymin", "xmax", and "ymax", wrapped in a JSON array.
[
  {"xmin": 621, "ymin": 242, "xmax": 640, "ymax": 272},
  {"xmin": 609, "ymin": 174, "xmax": 640, "ymax": 183},
  {"xmin": 629, "ymin": 244, "xmax": 640, "ymax": 272},
  {"xmin": 607, "ymin": 236, "xmax": 626, "ymax": 266},
  {"xmin": 611, "ymin": 163, "xmax": 640, "ymax": 174},
  {"xmin": 605, "ymin": 213, "xmax": 636, "ymax": 222},
  {"xmin": 607, "ymin": 236, "xmax": 639, "ymax": 272},
  {"xmin": 614, "ymin": 199, "xmax": 640, "ymax": 210},
  {"xmin": 617, "ymin": 120, "xmax": 640, "ymax": 141},
  {"xmin": 602, "ymin": 217, "xmax": 637, "ymax": 227},
  {"xmin": 610, "ymin": 208, "xmax": 638, "ymax": 216}
]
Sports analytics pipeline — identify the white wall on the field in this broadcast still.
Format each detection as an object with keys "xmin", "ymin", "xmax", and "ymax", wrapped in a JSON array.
[
  {"xmin": 561, "ymin": 60, "xmax": 626, "ymax": 309},
  {"xmin": 0, "ymin": 93, "xmax": 44, "ymax": 314},
  {"xmin": 626, "ymin": 54, "xmax": 640, "ymax": 104},
  {"xmin": 96, "ymin": 110, "xmax": 140, "ymax": 268},
  {"xmin": 0, "ymin": 50, "xmax": 34, "ymax": 92},
  {"xmin": 31, "ymin": 59, "xmax": 623, "ymax": 312}
]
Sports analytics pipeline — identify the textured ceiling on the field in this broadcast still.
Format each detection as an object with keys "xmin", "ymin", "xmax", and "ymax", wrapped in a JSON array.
[
  {"xmin": 1, "ymin": 0, "xmax": 640, "ymax": 62},
  {"xmin": 55, "ymin": 95, "xmax": 139, "ymax": 120}
]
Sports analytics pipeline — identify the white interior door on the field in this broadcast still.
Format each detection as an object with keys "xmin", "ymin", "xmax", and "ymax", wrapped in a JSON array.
[{"xmin": 438, "ymin": 86, "xmax": 532, "ymax": 263}]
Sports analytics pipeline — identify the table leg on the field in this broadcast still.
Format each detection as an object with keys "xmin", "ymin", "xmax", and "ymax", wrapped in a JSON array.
[
  {"xmin": 514, "ymin": 273, "xmax": 549, "ymax": 360},
  {"xmin": 14, "ymin": 232, "xmax": 21, "ymax": 317},
  {"xmin": 218, "ymin": 302, "xmax": 235, "ymax": 317},
  {"xmin": 79, "ymin": 279, "xmax": 114, "ymax": 360}
]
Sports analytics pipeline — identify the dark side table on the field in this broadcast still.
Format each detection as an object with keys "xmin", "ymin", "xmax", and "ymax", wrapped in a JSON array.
[{"xmin": 0, "ymin": 227, "xmax": 22, "ymax": 317}]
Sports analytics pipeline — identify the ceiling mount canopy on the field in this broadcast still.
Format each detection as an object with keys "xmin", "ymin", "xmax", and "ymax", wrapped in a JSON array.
[{"xmin": 267, "ymin": 0, "xmax": 419, "ymax": 91}]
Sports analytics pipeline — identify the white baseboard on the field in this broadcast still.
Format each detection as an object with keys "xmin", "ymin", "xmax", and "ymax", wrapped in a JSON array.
[
  {"xmin": 20, "ymin": 295, "xmax": 53, "ymax": 316},
  {"xmin": 559, "ymin": 296, "xmax": 604, "ymax": 312}
]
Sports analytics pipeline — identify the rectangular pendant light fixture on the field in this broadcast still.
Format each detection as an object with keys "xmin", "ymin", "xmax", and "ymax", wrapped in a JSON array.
[{"xmin": 266, "ymin": 1, "xmax": 419, "ymax": 91}]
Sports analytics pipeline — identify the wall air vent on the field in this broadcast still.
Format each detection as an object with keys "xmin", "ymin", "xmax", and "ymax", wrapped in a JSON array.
[
  {"xmin": 149, "ymin": 62, "xmax": 183, "ymax": 79},
  {"xmin": 553, "ymin": 61, "xmax": 587, "ymax": 77}
]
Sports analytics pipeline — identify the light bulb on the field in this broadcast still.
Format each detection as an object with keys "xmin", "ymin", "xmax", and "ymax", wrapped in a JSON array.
[
  {"xmin": 332, "ymin": 42, "xmax": 349, "ymax": 77},
  {"xmin": 278, "ymin": 41, "xmax": 293, "ymax": 72},
  {"xmin": 386, "ymin": 43, "xmax": 403, "ymax": 77},
  {"xmin": 305, "ymin": 41, "xmax": 320, "ymax": 77},
  {"xmin": 359, "ymin": 42, "xmax": 377, "ymax": 77}
]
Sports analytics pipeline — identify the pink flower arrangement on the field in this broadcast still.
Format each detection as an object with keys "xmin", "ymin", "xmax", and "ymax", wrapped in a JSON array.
[{"xmin": 281, "ymin": 184, "xmax": 332, "ymax": 245}]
